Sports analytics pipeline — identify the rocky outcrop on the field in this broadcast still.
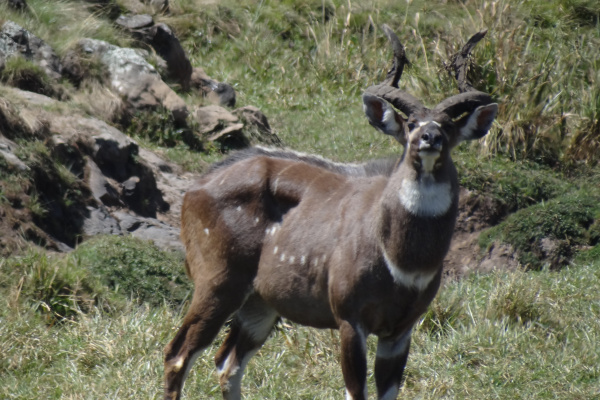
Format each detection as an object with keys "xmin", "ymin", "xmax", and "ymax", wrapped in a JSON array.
[
  {"xmin": 0, "ymin": 87, "xmax": 189, "ymax": 251},
  {"xmin": 0, "ymin": 19, "xmax": 279, "ymax": 254},
  {"xmin": 0, "ymin": 21, "xmax": 62, "ymax": 80},
  {"xmin": 76, "ymin": 38, "xmax": 189, "ymax": 123}
]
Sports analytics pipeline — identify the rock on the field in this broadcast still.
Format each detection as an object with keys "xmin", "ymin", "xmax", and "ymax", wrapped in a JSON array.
[
  {"xmin": 86, "ymin": 158, "xmax": 120, "ymax": 206},
  {"xmin": 115, "ymin": 14, "xmax": 154, "ymax": 30},
  {"xmin": 234, "ymin": 105, "xmax": 282, "ymax": 146},
  {"xmin": 193, "ymin": 105, "xmax": 239, "ymax": 134},
  {"xmin": 0, "ymin": 21, "xmax": 62, "ymax": 80},
  {"xmin": 77, "ymin": 38, "xmax": 189, "ymax": 123},
  {"xmin": 139, "ymin": 23, "xmax": 192, "ymax": 91},
  {"xmin": 7, "ymin": 0, "xmax": 27, "ymax": 10},
  {"xmin": 0, "ymin": 137, "xmax": 29, "ymax": 171},
  {"xmin": 191, "ymin": 67, "xmax": 236, "ymax": 107},
  {"xmin": 113, "ymin": 211, "xmax": 183, "ymax": 251},
  {"xmin": 82, "ymin": 206, "xmax": 122, "ymax": 236},
  {"xmin": 207, "ymin": 123, "xmax": 246, "ymax": 146}
]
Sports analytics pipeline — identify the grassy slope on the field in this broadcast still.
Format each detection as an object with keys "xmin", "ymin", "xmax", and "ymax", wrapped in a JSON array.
[
  {"xmin": 1, "ymin": 0, "xmax": 600, "ymax": 398},
  {"xmin": 1, "ymin": 253, "xmax": 598, "ymax": 399}
]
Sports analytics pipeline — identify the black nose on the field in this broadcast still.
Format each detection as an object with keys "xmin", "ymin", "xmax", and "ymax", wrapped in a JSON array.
[{"xmin": 421, "ymin": 131, "xmax": 443, "ymax": 149}]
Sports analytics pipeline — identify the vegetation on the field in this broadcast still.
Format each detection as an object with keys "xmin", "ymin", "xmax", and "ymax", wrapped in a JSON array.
[
  {"xmin": 1, "ymin": 246, "xmax": 598, "ymax": 398},
  {"xmin": 0, "ymin": 0, "xmax": 599, "ymax": 398}
]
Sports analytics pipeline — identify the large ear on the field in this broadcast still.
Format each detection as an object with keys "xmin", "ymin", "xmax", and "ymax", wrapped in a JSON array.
[
  {"xmin": 362, "ymin": 93, "xmax": 407, "ymax": 145},
  {"xmin": 455, "ymin": 103, "xmax": 498, "ymax": 144}
]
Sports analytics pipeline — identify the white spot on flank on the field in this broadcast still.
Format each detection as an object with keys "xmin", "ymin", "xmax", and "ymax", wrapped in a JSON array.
[
  {"xmin": 254, "ymin": 217, "xmax": 260, "ymax": 224},
  {"xmin": 204, "ymin": 228, "xmax": 210, "ymax": 236},
  {"xmin": 300, "ymin": 255, "xmax": 306, "ymax": 265},
  {"xmin": 289, "ymin": 256, "xmax": 295, "ymax": 264},
  {"xmin": 273, "ymin": 246, "xmax": 278, "ymax": 255},
  {"xmin": 398, "ymin": 179, "xmax": 452, "ymax": 217},
  {"xmin": 381, "ymin": 249, "xmax": 437, "ymax": 291},
  {"xmin": 219, "ymin": 179, "xmax": 225, "ymax": 186},
  {"xmin": 280, "ymin": 253, "xmax": 286, "ymax": 262},
  {"xmin": 236, "ymin": 206, "xmax": 242, "ymax": 212}
]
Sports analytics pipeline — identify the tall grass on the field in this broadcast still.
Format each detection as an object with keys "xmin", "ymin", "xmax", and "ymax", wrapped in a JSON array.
[
  {"xmin": 1, "ymin": 0, "xmax": 600, "ymax": 398},
  {"xmin": 1, "ymin": 249, "xmax": 598, "ymax": 399}
]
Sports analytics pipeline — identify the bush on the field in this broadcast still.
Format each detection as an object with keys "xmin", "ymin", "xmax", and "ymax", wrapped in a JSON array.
[{"xmin": 73, "ymin": 235, "xmax": 192, "ymax": 307}]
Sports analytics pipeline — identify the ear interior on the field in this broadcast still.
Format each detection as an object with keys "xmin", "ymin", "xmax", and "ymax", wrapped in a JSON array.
[
  {"xmin": 457, "ymin": 103, "xmax": 498, "ymax": 142},
  {"xmin": 362, "ymin": 93, "xmax": 406, "ymax": 145}
]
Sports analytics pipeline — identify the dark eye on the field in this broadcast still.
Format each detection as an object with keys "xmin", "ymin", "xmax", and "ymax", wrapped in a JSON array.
[{"xmin": 407, "ymin": 122, "xmax": 416, "ymax": 131}]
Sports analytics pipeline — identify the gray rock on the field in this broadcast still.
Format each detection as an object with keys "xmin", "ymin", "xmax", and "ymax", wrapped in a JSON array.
[
  {"xmin": 86, "ymin": 158, "xmax": 120, "ymax": 205},
  {"xmin": 194, "ymin": 105, "xmax": 239, "ymax": 134},
  {"xmin": 77, "ymin": 38, "xmax": 188, "ymax": 122},
  {"xmin": 0, "ymin": 21, "xmax": 62, "ymax": 80},
  {"xmin": 113, "ymin": 211, "xmax": 183, "ymax": 251},
  {"xmin": 191, "ymin": 67, "xmax": 236, "ymax": 107},
  {"xmin": 115, "ymin": 14, "xmax": 154, "ymax": 30},
  {"xmin": 0, "ymin": 137, "xmax": 29, "ymax": 171},
  {"xmin": 141, "ymin": 22, "xmax": 192, "ymax": 91},
  {"xmin": 82, "ymin": 206, "xmax": 122, "ymax": 236}
]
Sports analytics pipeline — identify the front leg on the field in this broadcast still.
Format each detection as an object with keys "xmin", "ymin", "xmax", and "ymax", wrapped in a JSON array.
[
  {"xmin": 374, "ymin": 328, "xmax": 413, "ymax": 400},
  {"xmin": 339, "ymin": 321, "xmax": 368, "ymax": 400}
]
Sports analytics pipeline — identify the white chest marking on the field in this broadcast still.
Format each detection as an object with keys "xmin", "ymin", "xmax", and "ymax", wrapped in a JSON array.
[
  {"xmin": 382, "ymin": 250, "xmax": 437, "ymax": 291},
  {"xmin": 398, "ymin": 179, "xmax": 452, "ymax": 217}
]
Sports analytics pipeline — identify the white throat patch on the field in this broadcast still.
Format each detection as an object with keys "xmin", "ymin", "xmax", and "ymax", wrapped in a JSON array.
[
  {"xmin": 418, "ymin": 151, "xmax": 439, "ymax": 173},
  {"xmin": 398, "ymin": 179, "xmax": 452, "ymax": 217},
  {"xmin": 382, "ymin": 249, "xmax": 437, "ymax": 291}
]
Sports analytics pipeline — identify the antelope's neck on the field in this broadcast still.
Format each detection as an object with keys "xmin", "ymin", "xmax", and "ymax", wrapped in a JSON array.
[{"xmin": 377, "ymin": 164, "xmax": 459, "ymax": 289}]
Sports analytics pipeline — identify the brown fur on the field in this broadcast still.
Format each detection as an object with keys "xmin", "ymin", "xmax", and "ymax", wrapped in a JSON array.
[{"xmin": 163, "ymin": 91, "xmax": 498, "ymax": 400}]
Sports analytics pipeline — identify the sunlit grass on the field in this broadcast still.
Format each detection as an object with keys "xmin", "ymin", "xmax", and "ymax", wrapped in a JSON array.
[{"xmin": 1, "ymin": 251, "xmax": 598, "ymax": 399}]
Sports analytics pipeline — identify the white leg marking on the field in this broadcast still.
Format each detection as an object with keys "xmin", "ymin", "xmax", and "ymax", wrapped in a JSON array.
[
  {"xmin": 345, "ymin": 386, "xmax": 368, "ymax": 400},
  {"xmin": 180, "ymin": 350, "xmax": 202, "ymax": 388}
]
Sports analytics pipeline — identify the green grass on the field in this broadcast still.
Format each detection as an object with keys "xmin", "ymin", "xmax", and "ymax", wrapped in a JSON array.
[
  {"xmin": 1, "ymin": 253, "xmax": 598, "ymax": 399},
  {"xmin": 1, "ymin": 0, "xmax": 600, "ymax": 398}
]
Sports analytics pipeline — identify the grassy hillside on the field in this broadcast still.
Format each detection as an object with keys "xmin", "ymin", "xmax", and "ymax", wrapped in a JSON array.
[{"xmin": 1, "ymin": 0, "xmax": 600, "ymax": 398}]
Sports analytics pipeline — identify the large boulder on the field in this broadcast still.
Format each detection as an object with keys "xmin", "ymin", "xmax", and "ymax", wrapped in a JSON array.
[
  {"xmin": 0, "ymin": 21, "xmax": 62, "ymax": 80},
  {"xmin": 140, "ymin": 22, "xmax": 192, "ymax": 91},
  {"xmin": 191, "ymin": 67, "xmax": 236, "ymax": 107},
  {"xmin": 77, "ymin": 38, "xmax": 188, "ymax": 123}
]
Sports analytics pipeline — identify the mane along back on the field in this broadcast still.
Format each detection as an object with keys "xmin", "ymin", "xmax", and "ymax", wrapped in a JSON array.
[{"xmin": 206, "ymin": 146, "xmax": 399, "ymax": 178}]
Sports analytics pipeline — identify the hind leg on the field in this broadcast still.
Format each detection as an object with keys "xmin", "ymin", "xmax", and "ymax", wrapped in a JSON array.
[
  {"xmin": 163, "ymin": 277, "xmax": 253, "ymax": 400},
  {"xmin": 214, "ymin": 294, "xmax": 278, "ymax": 400}
]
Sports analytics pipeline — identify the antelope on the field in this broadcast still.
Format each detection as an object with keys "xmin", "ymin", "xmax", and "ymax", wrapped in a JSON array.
[{"xmin": 164, "ymin": 27, "xmax": 498, "ymax": 400}]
